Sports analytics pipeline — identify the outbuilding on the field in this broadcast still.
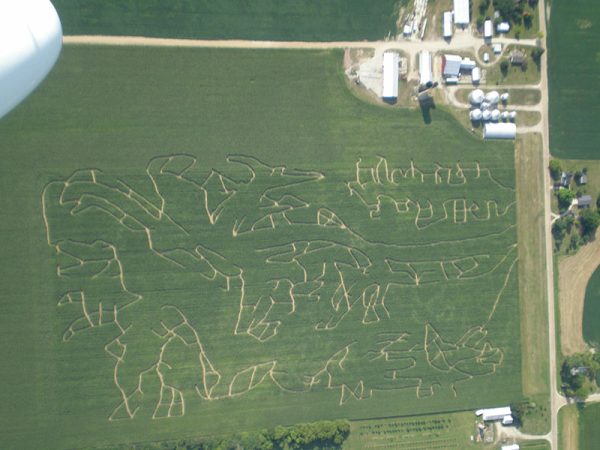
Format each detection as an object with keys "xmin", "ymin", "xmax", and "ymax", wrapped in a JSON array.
[
  {"xmin": 483, "ymin": 123, "xmax": 517, "ymax": 140},
  {"xmin": 501, "ymin": 445, "xmax": 520, "ymax": 450},
  {"xmin": 382, "ymin": 51, "xmax": 399, "ymax": 101},
  {"xmin": 484, "ymin": 20, "xmax": 493, "ymax": 40},
  {"xmin": 461, "ymin": 58, "xmax": 477, "ymax": 70},
  {"xmin": 472, "ymin": 67, "xmax": 481, "ymax": 84},
  {"xmin": 497, "ymin": 22, "xmax": 511, "ymax": 33},
  {"xmin": 577, "ymin": 195, "xmax": 593, "ymax": 208},
  {"xmin": 443, "ymin": 11, "xmax": 453, "ymax": 38},
  {"xmin": 419, "ymin": 51, "xmax": 432, "ymax": 86},
  {"xmin": 453, "ymin": 0, "xmax": 470, "ymax": 26},
  {"xmin": 442, "ymin": 54, "xmax": 462, "ymax": 78}
]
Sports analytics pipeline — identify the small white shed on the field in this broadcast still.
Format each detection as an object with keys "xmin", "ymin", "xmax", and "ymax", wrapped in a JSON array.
[
  {"xmin": 443, "ymin": 11, "xmax": 453, "ymax": 38},
  {"xmin": 483, "ymin": 123, "xmax": 517, "ymax": 139},
  {"xmin": 484, "ymin": 20, "xmax": 493, "ymax": 39}
]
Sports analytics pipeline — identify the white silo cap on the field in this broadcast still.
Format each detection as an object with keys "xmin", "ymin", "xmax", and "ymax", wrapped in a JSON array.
[
  {"xmin": 485, "ymin": 90, "xmax": 500, "ymax": 104},
  {"xmin": 482, "ymin": 110, "xmax": 492, "ymax": 121},
  {"xmin": 501, "ymin": 111, "xmax": 510, "ymax": 121},
  {"xmin": 469, "ymin": 89, "xmax": 485, "ymax": 104},
  {"xmin": 501, "ymin": 92, "xmax": 510, "ymax": 101},
  {"xmin": 491, "ymin": 109, "xmax": 501, "ymax": 121},
  {"xmin": 470, "ymin": 109, "xmax": 483, "ymax": 120},
  {"xmin": 509, "ymin": 111, "xmax": 517, "ymax": 120}
]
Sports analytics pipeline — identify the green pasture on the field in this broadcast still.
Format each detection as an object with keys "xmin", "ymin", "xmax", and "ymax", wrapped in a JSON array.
[
  {"xmin": 579, "ymin": 402, "xmax": 600, "ymax": 450},
  {"xmin": 583, "ymin": 266, "xmax": 600, "ymax": 347},
  {"xmin": 52, "ymin": 0, "xmax": 400, "ymax": 41},
  {"xmin": 0, "ymin": 46, "xmax": 521, "ymax": 449},
  {"xmin": 548, "ymin": 0, "xmax": 600, "ymax": 159}
]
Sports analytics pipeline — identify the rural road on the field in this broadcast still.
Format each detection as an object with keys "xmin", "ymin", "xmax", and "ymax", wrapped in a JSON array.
[{"xmin": 64, "ymin": 6, "xmax": 566, "ymax": 448}]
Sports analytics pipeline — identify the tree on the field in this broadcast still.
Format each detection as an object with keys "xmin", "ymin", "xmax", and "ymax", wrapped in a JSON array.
[
  {"xmin": 531, "ymin": 47, "xmax": 545, "ymax": 63},
  {"xmin": 556, "ymin": 189, "xmax": 576, "ymax": 210},
  {"xmin": 500, "ymin": 60, "xmax": 509, "ymax": 76},
  {"xmin": 596, "ymin": 194, "xmax": 600, "ymax": 209},
  {"xmin": 579, "ymin": 209, "xmax": 600, "ymax": 238},
  {"xmin": 523, "ymin": 11, "xmax": 534, "ymax": 28},
  {"xmin": 549, "ymin": 159, "xmax": 562, "ymax": 180}
]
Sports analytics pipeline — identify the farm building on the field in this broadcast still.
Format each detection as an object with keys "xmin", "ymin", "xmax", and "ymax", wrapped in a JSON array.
[
  {"xmin": 453, "ymin": 0, "xmax": 470, "ymax": 26},
  {"xmin": 382, "ymin": 51, "xmax": 399, "ymax": 101},
  {"xmin": 483, "ymin": 123, "xmax": 517, "ymax": 140},
  {"xmin": 501, "ymin": 445, "xmax": 520, "ymax": 450},
  {"xmin": 497, "ymin": 22, "xmax": 510, "ymax": 33},
  {"xmin": 510, "ymin": 50, "xmax": 526, "ymax": 65},
  {"xmin": 460, "ymin": 58, "xmax": 477, "ymax": 70},
  {"xmin": 443, "ymin": 11, "xmax": 453, "ymax": 38},
  {"xmin": 493, "ymin": 43, "xmax": 502, "ymax": 54},
  {"xmin": 472, "ymin": 67, "xmax": 481, "ymax": 84},
  {"xmin": 476, "ymin": 406, "xmax": 514, "ymax": 423},
  {"xmin": 419, "ymin": 51, "xmax": 432, "ymax": 86},
  {"xmin": 578, "ymin": 173, "xmax": 588, "ymax": 185},
  {"xmin": 484, "ymin": 20, "xmax": 493, "ymax": 40},
  {"xmin": 577, "ymin": 195, "xmax": 593, "ymax": 208},
  {"xmin": 442, "ymin": 54, "xmax": 462, "ymax": 78}
]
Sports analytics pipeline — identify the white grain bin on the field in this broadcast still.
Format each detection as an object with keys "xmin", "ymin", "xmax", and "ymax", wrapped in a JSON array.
[
  {"xmin": 482, "ymin": 109, "xmax": 492, "ymax": 121},
  {"xmin": 500, "ymin": 92, "xmax": 509, "ymax": 102},
  {"xmin": 501, "ymin": 111, "xmax": 510, "ymax": 121},
  {"xmin": 491, "ymin": 109, "xmax": 501, "ymax": 121},
  {"xmin": 472, "ymin": 67, "xmax": 481, "ymax": 84},
  {"xmin": 481, "ymin": 101, "xmax": 490, "ymax": 110},
  {"xmin": 469, "ymin": 89, "xmax": 485, "ymax": 105},
  {"xmin": 485, "ymin": 90, "xmax": 500, "ymax": 104},
  {"xmin": 509, "ymin": 111, "xmax": 517, "ymax": 121},
  {"xmin": 484, "ymin": 122, "xmax": 517, "ymax": 139},
  {"xmin": 470, "ymin": 108, "xmax": 483, "ymax": 121}
]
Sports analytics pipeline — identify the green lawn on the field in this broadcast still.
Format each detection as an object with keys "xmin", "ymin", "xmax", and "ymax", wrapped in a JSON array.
[
  {"xmin": 52, "ymin": 0, "xmax": 400, "ymax": 41},
  {"xmin": 0, "ymin": 46, "xmax": 522, "ymax": 449},
  {"xmin": 548, "ymin": 0, "xmax": 600, "ymax": 159},
  {"xmin": 485, "ymin": 46, "xmax": 541, "ymax": 85},
  {"xmin": 583, "ymin": 266, "xmax": 600, "ymax": 347}
]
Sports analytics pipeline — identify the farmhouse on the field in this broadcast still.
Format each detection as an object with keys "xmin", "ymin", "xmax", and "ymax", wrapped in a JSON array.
[
  {"xmin": 382, "ymin": 51, "xmax": 399, "ymax": 101},
  {"xmin": 442, "ymin": 54, "xmax": 462, "ymax": 78},
  {"xmin": 483, "ymin": 123, "xmax": 517, "ymax": 140},
  {"xmin": 453, "ymin": 0, "xmax": 470, "ymax": 26},
  {"xmin": 443, "ymin": 11, "xmax": 453, "ymax": 38},
  {"xmin": 419, "ymin": 51, "xmax": 433, "ymax": 86},
  {"xmin": 510, "ymin": 50, "xmax": 527, "ymax": 65},
  {"xmin": 476, "ymin": 406, "xmax": 514, "ymax": 424},
  {"xmin": 577, "ymin": 195, "xmax": 593, "ymax": 208}
]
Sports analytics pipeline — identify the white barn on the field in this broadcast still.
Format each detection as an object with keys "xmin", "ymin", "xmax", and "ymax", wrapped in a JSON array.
[
  {"xmin": 443, "ymin": 11, "xmax": 453, "ymax": 38},
  {"xmin": 382, "ymin": 51, "xmax": 399, "ymax": 100},
  {"xmin": 501, "ymin": 445, "xmax": 520, "ymax": 450},
  {"xmin": 484, "ymin": 19, "xmax": 493, "ymax": 39},
  {"xmin": 419, "ymin": 51, "xmax": 432, "ymax": 86},
  {"xmin": 453, "ymin": 0, "xmax": 470, "ymax": 26},
  {"xmin": 476, "ymin": 406, "xmax": 514, "ymax": 422},
  {"xmin": 442, "ymin": 54, "xmax": 462, "ymax": 78},
  {"xmin": 483, "ymin": 123, "xmax": 517, "ymax": 140}
]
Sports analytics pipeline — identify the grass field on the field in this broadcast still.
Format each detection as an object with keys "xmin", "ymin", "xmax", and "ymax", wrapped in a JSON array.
[
  {"xmin": 52, "ymin": 0, "xmax": 400, "ymax": 41},
  {"xmin": 0, "ymin": 46, "xmax": 522, "ymax": 449},
  {"xmin": 548, "ymin": 0, "xmax": 600, "ymax": 159},
  {"xmin": 579, "ymin": 402, "xmax": 600, "ymax": 450},
  {"xmin": 343, "ymin": 411, "xmax": 480, "ymax": 449},
  {"xmin": 583, "ymin": 266, "xmax": 600, "ymax": 347},
  {"xmin": 558, "ymin": 405, "xmax": 579, "ymax": 450}
]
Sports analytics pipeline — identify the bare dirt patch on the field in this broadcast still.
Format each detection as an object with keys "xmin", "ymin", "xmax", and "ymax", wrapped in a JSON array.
[{"xmin": 559, "ymin": 229, "xmax": 600, "ymax": 355}]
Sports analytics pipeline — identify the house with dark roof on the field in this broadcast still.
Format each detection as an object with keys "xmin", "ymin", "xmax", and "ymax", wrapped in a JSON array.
[
  {"xmin": 577, "ymin": 195, "xmax": 593, "ymax": 208},
  {"xmin": 510, "ymin": 50, "xmax": 526, "ymax": 65}
]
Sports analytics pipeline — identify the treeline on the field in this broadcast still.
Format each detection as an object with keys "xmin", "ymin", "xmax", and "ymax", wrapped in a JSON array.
[
  {"xmin": 91, "ymin": 420, "xmax": 351, "ymax": 450},
  {"xmin": 560, "ymin": 352, "xmax": 600, "ymax": 400}
]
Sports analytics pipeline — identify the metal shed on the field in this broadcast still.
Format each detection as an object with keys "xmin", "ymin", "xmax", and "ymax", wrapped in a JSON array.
[
  {"xmin": 382, "ymin": 51, "xmax": 399, "ymax": 100},
  {"xmin": 483, "ymin": 123, "xmax": 517, "ymax": 139}
]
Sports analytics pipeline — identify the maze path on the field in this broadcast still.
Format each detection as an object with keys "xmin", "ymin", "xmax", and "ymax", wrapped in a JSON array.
[{"xmin": 42, "ymin": 153, "xmax": 517, "ymax": 419}]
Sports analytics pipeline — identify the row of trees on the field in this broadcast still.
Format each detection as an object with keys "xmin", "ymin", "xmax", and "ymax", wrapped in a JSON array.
[
  {"xmin": 561, "ymin": 352, "xmax": 600, "ymax": 400},
  {"xmin": 478, "ymin": 0, "xmax": 539, "ymax": 29},
  {"xmin": 96, "ymin": 420, "xmax": 351, "ymax": 450}
]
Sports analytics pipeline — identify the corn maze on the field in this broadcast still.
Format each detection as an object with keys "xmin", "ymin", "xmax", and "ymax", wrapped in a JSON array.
[{"xmin": 42, "ymin": 152, "xmax": 519, "ymax": 422}]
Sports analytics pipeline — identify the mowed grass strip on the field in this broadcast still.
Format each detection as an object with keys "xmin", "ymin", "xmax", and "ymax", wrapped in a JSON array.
[
  {"xmin": 548, "ymin": 0, "xmax": 600, "ymax": 159},
  {"xmin": 52, "ymin": 0, "xmax": 400, "ymax": 41},
  {"xmin": 0, "ymin": 46, "xmax": 521, "ymax": 450},
  {"xmin": 515, "ymin": 133, "xmax": 550, "ymax": 397}
]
